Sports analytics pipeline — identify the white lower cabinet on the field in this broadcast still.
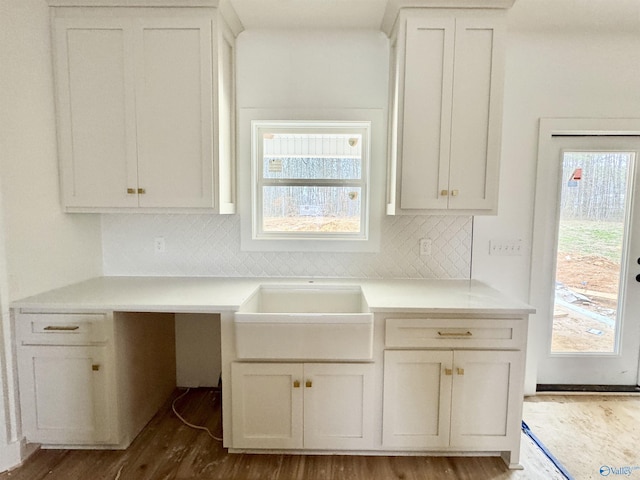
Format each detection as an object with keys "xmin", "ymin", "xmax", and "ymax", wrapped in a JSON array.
[
  {"xmin": 383, "ymin": 349, "xmax": 522, "ymax": 451},
  {"xmin": 383, "ymin": 350, "xmax": 451, "ymax": 448},
  {"xmin": 16, "ymin": 311, "xmax": 177, "ymax": 448},
  {"xmin": 450, "ymin": 350, "xmax": 523, "ymax": 450},
  {"xmin": 17, "ymin": 345, "xmax": 116, "ymax": 445},
  {"xmin": 16, "ymin": 312, "xmax": 117, "ymax": 446},
  {"xmin": 231, "ymin": 362, "xmax": 374, "ymax": 450}
]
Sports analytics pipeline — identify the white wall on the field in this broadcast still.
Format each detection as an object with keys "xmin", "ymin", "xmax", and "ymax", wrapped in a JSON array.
[
  {"xmin": 0, "ymin": 0, "xmax": 103, "ymax": 469},
  {"xmin": 236, "ymin": 30, "xmax": 388, "ymax": 109},
  {"xmin": 474, "ymin": 28, "xmax": 640, "ymax": 297},
  {"xmin": 0, "ymin": 0, "xmax": 103, "ymax": 302},
  {"xmin": 472, "ymin": 27, "xmax": 640, "ymax": 393}
]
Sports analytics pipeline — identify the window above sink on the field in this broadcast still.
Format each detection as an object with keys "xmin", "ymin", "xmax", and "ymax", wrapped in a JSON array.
[
  {"xmin": 253, "ymin": 120, "xmax": 371, "ymax": 241},
  {"xmin": 238, "ymin": 109, "xmax": 385, "ymax": 253}
]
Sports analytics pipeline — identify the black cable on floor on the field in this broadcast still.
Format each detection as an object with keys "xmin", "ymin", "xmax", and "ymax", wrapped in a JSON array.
[{"xmin": 522, "ymin": 421, "xmax": 574, "ymax": 480}]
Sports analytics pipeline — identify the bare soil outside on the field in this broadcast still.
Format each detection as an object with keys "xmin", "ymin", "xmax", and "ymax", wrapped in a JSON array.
[
  {"xmin": 263, "ymin": 216, "xmax": 360, "ymax": 233},
  {"xmin": 553, "ymin": 253, "xmax": 620, "ymax": 352}
]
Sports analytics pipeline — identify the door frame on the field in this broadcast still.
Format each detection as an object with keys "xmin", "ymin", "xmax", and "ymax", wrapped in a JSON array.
[{"xmin": 529, "ymin": 118, "xmax": 640, "ymax": 391}]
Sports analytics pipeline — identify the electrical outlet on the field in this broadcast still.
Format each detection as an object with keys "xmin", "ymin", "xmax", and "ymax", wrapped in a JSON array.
[
  {"xmin": 419, "ymin": 238, "xmax": 432, "ymax": 256},
  {"xmin": 489, "ymin": 239, "xmax": 522, "ymax": 256},
  {"xmin": 154, "ymin": 237, "xmax": 166, "ymax": 254}
]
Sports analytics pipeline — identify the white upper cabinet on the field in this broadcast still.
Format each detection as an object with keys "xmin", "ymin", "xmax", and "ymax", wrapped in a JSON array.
[
  {"xmin": 51, "ymin": 5, "xmax": 239, "ymax": 213},
  {"xmin": 134, "ymin": 18, "xmax": 214, "ymax": 209},
  {"xmin": 387, "ymin": 10, "xmax": 506, "ymax": 215}
]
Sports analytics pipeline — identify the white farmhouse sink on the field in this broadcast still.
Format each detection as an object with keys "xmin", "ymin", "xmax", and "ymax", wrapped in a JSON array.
[{"xmin": 234, "ymin": 285, "xmax": 373, "ymax": 360}]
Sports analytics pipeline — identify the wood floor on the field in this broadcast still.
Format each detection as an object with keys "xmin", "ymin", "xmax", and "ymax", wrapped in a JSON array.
[{"xmin": 0, "ymin": 389, "xmax": 564, "ymax": 480}]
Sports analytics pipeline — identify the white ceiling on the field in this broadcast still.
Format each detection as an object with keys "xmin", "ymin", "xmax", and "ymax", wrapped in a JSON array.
[
  {"xmin": 227, "ymin": 0, "xmax": 640, "ymax": 32},
  {"xmin": 229, "ymin": 0, "xmax": 388, "ymax": 30},
  {"xmin": 507, "ymin": 0, "xmax": 640, "ymax": 33}
]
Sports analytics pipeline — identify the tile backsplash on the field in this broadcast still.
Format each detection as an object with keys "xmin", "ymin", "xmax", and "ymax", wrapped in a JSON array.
[{"xmin": 101, "ymin": 214, "xmax": 472, "ymax": 279}]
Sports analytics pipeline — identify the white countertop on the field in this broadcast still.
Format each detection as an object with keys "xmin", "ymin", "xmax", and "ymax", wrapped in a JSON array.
[{"xmin": 11, "ymin": 276, "xmax": 534, "ymax": 315}]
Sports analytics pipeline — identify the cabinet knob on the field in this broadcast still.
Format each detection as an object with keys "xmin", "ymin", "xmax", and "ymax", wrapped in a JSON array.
[
  {"xmin": 92, "ymin": 364, "xmax": 100, "ymax": 371},
  {"xmin": 440, "ymin": 190, "xmax": 449, "ymax": 196},
  {"xmin": 127, "ymin": 188, "xmax": 136, "ymax": 194},
  {"xmin": 305, "ymin": 380, "xmax": 312, "ymax": 388},
  {"xmin": 457, "ymin": 368, "xmax": 465, "ymax": 376},
  {"xmin": 451, "ymin": 189, "xmax": 459, "ymax": 197},
  {"xmin": 138, "ymin": 188, "xmax": 146, "ymax": 194},
  {"xmin": 444, "ymin": 368, "xmax": 453, "ymax": 376},
  {"xmin": 293, "ymin": 380, "xmax": 300, "ymax": 388}
]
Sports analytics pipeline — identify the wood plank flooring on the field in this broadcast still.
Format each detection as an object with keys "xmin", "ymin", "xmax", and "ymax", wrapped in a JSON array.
[{"xmin": 0, "ymin": 389, "xmax": 564, "ymax": 480}]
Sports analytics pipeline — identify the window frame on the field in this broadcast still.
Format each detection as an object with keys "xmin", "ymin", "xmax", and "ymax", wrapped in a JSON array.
[
  {"xmin": 251, "ymin": 120, "xmax": 372, "ymax": 242},
  {"xmin": 238, "ymin": 108, "xmax": 384, "ymax": 254}
]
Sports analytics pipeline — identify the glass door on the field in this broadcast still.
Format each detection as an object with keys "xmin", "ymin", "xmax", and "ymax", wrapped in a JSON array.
[{"xmin": 537, "ymin": 136, "xmax": 640, "ymax": 385}]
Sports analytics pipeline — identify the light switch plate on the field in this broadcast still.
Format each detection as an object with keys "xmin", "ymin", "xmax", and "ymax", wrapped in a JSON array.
[{"xmin": 490, "ymin": 239, "xmax": 522, "ymax": 256}]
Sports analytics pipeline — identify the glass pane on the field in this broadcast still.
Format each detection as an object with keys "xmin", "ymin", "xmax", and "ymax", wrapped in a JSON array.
[
  {"xmin": 551, "ymin": 152, "xmax": 632, "ymax": 353},
  {"xmin": 262, "ymin": 133, "xmax": 362, "ymax": 180},
  {"xmin": 262, "ymin": 186, "xmax": 361, "ymax": 233},
  {"xmin": 263, "ymin": 157, "xmax": 362, "ymax": 180}
]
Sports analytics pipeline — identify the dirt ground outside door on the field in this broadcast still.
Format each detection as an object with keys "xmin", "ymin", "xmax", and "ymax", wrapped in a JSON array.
[{"xmin": 552, "ymin": 253, "xmax": 619, "ymax": 352}]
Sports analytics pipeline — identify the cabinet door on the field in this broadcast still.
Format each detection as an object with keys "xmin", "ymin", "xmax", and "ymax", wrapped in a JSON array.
[
  {"xmin": 231, "ymin": 363, "xmax": 303, "ymax": 449},
  {"xmin": 399, "ymin": 17, "xmax": 454, "ymax": 210},
  {"xmin": 450, "ymin": 350, "xmax": 522, "ymax": 449},
  {"xmin": 448, "ymin": 17, "xmax": 504, "ymax": 211},
  {"xmin": 382, "ymin": 350, "xmax": 452, "ymax": 448},
  {"xmin": 18, "ymin": 346, "xmax": 114, "ymax": 444},
  {"xmin": 53, "ymin": 18, "xmax": 138, "ymax": 208},
  {"xmin": 134, "ymin": 18, "xmax": 214, "ymax": 208},
  {"xmin": 303, "ymin": 363, "xmax": 374, "ymax": 450}
]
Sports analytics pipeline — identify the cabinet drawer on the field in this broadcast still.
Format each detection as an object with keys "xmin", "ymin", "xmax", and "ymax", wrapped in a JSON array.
[
  {"xmin": 18, "ymin": 313, "xmax": 109, "ymax": 346},
  {"xmin": 385, "ymin": 318, "xmax": 525, "ymax": 349}
]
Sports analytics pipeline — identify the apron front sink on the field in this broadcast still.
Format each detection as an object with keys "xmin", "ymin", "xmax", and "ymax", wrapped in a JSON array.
[{"xmin": 234, "ymin": 285, "xmax": 373, "ymax": 360}]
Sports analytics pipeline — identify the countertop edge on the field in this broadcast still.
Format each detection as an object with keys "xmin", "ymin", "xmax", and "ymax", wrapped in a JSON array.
[{"xmin": 10, "ymin": 276, "xmax": 536, "ymax": 314}]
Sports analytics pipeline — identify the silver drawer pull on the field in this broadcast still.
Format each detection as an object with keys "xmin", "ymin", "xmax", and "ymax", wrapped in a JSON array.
[
  {"xmin": 43, "ymin": 325, "xmax": 80, "ymax": 331},
  {"xmin": 437, "ymin": 331, "xmax": 472, "ymax": 337}
]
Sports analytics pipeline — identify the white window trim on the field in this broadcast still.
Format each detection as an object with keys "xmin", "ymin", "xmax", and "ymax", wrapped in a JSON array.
[{"xmin": 239, "ymin": 109, "xmax": 385, "ymax": 253}]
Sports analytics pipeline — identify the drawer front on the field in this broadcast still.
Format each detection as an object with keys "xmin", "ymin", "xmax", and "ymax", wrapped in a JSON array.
[
  {"xmin": 18, "ymin": 313, "xmax": 109, "ymax": 346},
  {"xmin": 385, "ymin": 318, "xmax": 525, "ymax": 349}
]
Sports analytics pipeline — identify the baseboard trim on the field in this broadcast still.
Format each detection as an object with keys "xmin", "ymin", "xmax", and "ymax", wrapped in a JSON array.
[{"xmin": 0, "ymin": 438, "xmax": 38, "ymax": 474}]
